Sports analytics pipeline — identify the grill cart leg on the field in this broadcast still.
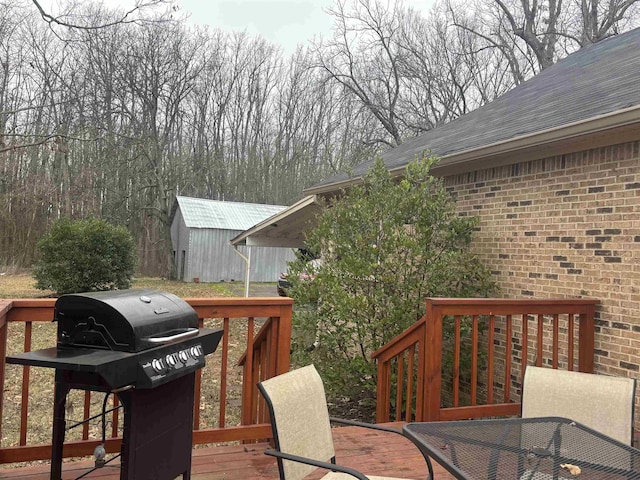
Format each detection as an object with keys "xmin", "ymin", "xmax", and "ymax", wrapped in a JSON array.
[{"xmin": 51, "ymin": 381, "xmax": 71, "ymax": 480}]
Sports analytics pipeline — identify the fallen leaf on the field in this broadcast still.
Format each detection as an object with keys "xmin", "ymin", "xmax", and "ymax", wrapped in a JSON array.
[{"xmin": 561, "ymin": 463, "xmax": 581, "ymax": 476}]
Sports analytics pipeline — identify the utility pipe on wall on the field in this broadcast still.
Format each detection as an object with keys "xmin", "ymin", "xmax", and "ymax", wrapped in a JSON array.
[{"xmin": 232, "ymin": 245, "xmax": 251, "ymax": 297}]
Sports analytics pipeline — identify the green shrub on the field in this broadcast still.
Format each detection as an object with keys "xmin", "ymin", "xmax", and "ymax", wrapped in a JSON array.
[
  {"xmin": 33, "ymin": 218, "xmax": 138, "ymax": 295},
  {"xmin": 288, "ymin": 156, "xmax": 496, "ymax": 402}
]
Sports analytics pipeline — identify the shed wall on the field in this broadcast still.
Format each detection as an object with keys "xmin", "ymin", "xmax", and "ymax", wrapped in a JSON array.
[
  {"xmin": 445, "ymin": 140, "xmax": 640, "ymax": 382},
  {"xmin": 185, "ymin": 228, "xmax": 295, "ymax": 283}
]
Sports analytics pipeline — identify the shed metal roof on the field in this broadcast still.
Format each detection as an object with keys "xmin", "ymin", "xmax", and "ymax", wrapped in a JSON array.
[
  {"xmin": 175, "ymin": 196, "xmax": 288, "ymax": 231},
  {"xmin": 306, "ymin": 26, "xmax": 640, "ymax": 194}
]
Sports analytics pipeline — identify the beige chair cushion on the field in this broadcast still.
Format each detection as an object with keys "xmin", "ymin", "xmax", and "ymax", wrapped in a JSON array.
[
  {"xmin": 521, "ymin": 366, "xmax": 636, "ymax": 444},
  {"xmin": 260, "ymin": 365, "xmax": 417, "ymax": 480},
  {"xmin": 260, "ymin": 365, "xmax": 336, "ymax": 480}
]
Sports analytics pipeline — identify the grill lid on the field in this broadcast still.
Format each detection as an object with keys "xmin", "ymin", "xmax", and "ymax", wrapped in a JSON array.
[{"xmin": 54, "ymin": 289, "xmax": 199, "ymax": 352}]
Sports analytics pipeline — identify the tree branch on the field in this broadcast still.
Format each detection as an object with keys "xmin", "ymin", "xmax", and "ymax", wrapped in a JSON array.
[{"xmin": 30, "ymin": 0, "xmax": 173, "ymax": 30}]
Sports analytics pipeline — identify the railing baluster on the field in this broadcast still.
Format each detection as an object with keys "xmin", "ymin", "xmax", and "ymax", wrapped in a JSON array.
[
  {"xmin": 193, "ymin": 317, "xmax": 205, "ymax": 430},
  {"xmin": 504, "ymin": 315, "xmax": 512, "ymax": 403},
  {"xmin": 522, "ymin": 313, "xmax": 528, "ymax": 386},
  {"xmin": 406, "ymin": 346, "xmax": 414, "ymax": 422},
  {"xmin": 537, "ymin": 313, "xmax": 544, "ymax": 366},
  {"xmin": 258, "ymin": 335, "xmax": 268, "ymax": 424},
  {"xmin": 453, "ymin": 316, "xmax": 461, "ymax": 407},
  {"xmin": 256, "ymin": 336, "xmax": 267, "ymax": 424},
  {"xmin": 268, "ymin": 317, "xmax": 279, "ymax": 379},
  {"xmin": 0, "ymin": 302, "xmax": 8, "ymax": 446},
  {"xmin": 395, "ymin": 352, "xmax": 404, "ymax": 421},
  {"xmin": 218, "ymin": 317, "xmax": 230, "ymax": 428},
  {"xmin": 552, "ymin": 314, "xmax": 559, "ymax": 368},
  {"xmin": 487, "ymin": 315, "xmax": 495, "ymax": 405},
  {"xmin": 470, "ymin": 315, "xmax": 478, "ymax": 406},
  {"xmin": 111, "ymin": 395, "xmax": 119, "ymax": 438},
  {"xmin": 568, "ymin": 313, "xmax": 575, "ymax": 371},
  {"xmin": 83, "ymin": 391, "xmax": 91, "ymax": 440},
  {"xmin": 19, "ymin": 321, "xmax": 32, "ymax": 446},
  {"xmin": 241, "ymin": 317, "xmax": 255, "ymax": 425}
]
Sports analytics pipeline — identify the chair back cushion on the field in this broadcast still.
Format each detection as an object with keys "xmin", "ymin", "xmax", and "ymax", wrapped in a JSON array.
[
  {"xmin": 259, "ymin": 365, "xmax": 336, "ymax": 480},
  {"xmin": 521, "ymin": 366, "xmax": 636, "ymax": 444}
]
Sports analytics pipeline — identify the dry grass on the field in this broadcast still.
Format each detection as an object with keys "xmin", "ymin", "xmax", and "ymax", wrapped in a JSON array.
[
  {"xmin": 0, "ymin": 274, "xmax": 245, "ymax": 299},
  {"xmin": 0, "ymin": 274, "xmax": 274, "ymax": 468}
]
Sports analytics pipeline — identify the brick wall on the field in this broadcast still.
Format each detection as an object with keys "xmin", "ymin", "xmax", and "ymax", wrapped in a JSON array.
[{"xmin": 443, "ymin": 140, "xmax": 640, "ymax": 381}]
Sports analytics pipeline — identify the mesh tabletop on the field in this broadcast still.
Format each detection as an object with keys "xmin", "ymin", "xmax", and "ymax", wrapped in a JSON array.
[{"xmin": 404, "ymin": 417, "xmax": 640, "ymax": 480}]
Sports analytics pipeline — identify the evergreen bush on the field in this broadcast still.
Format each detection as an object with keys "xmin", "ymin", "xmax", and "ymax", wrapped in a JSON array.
[
  {"xmin": 33, "ymin": 218, "xmax": 138, "ymax": 295},
  {"xmin": 287, "ymin": 156, "xmax": 497, "ymax": 403}
]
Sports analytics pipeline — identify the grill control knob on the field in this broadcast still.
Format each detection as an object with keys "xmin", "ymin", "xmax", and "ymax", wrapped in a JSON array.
[
  {"xmin": 165, "ymin": 354, "xmax": 177, "ymax": 367},
  {"xmin": 152, "ymin": 359, "xmax": 163, "ymax": 373},
  {"xmin": 178, "ymin": 350, "xmax": 188, "ymax": 363},
  {"xmin": 190, "ymin": 346, "xmax": 201, "ymax": 358}
]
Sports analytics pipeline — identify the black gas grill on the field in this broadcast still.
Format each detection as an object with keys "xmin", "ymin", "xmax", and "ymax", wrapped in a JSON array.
[{"xmin": 7, "ymin": 289, "xmax": 223, "ymax": 480}]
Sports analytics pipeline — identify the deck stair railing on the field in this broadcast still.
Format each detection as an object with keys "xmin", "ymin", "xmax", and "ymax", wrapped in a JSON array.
[{"xmin": 372, "ymin": 298, "xmax": 598, "ymax": 424}]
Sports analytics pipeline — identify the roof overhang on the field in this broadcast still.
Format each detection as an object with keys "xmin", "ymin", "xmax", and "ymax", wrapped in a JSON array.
[
  {"xmin": 303, "ymin": 105, "xmax": 640, "ymax": 196},
  {"xmin": 230, "ymin": 195, "xmax": 323, "ymax": 248}
]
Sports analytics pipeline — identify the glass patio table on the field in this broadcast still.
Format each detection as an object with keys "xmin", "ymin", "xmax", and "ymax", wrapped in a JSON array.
[{"xmin": 403, "ymin": 417, "xmax": 640, "ymax": 480}]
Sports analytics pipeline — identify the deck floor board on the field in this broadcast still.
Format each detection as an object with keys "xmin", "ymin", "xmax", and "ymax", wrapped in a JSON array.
[{"xmin": 0, "ymin": 424, "xmax": 455, "ymax": 479}]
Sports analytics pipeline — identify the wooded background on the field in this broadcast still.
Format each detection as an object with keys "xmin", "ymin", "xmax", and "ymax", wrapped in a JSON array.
[{"xmin": 2, "ymin": 0, "xmax": 638, "ymax": 276}]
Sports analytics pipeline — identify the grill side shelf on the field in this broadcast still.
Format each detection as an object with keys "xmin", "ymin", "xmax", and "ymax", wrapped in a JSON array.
[
  {"xmin": 6, "ymin": 347, "xmax": 133, "ymax": 371},
  {"xmin": 7, "ymin": 347, "xmax": 137, "ymax": 389}
]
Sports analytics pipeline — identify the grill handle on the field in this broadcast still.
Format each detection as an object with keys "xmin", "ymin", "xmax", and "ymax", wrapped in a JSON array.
[{"xmin": 144, "ymin": 328, "xmax": 199, "ymax": 345}]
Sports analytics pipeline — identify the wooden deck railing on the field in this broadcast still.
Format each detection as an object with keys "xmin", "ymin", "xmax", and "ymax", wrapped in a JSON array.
[
  {"xmin": 372, "ymin": 298, "xmax": 598, "ymax": 424},
  {"xmin": 236, "ymin": 314, "xmax": 291, "ymax": 427},
  {"xmin": 0, "ymin": 297, "xmax": 292, "ymax": 465}
]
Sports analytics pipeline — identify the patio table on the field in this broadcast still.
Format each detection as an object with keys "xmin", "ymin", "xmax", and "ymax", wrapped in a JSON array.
[{"xmin": 403, "ymin": 417, "xmax": 640, "ymax": 480}]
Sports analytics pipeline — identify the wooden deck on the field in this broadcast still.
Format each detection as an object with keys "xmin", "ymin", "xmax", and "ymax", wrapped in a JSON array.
[{"xmin": 0, "ymin": 423, "xmax": 454, "ymax": 479}]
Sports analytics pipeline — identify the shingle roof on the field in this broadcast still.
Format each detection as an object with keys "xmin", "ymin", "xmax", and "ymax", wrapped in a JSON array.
[
  {"xmin": 175, "ymin": 196, "xmax": 288, "ymax": 231},
  {"xmin": 309, "ymin": 27, "xmax": 640, "ymax": 191}
]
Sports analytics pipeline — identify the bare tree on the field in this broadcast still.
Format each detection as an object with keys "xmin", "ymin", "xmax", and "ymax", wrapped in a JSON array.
[
  {"xmin": 447, "ymin": 0, "xmax": 640, "ymax": 80},
  {"xmin": 314, "ymin": 0, "xmax": 406, "ymax": 147},
  {"xmin": 570, "ymin": 0, "xmax": 640, "ymax": 45}
]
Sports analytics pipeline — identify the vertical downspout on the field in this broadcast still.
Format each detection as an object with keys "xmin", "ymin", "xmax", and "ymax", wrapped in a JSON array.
[{"xmin": 233, "ymin": 245, "xmax": 251, "ymax": 297}]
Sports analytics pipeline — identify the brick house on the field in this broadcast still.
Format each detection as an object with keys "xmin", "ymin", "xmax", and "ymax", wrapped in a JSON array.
[{"xmin": 301, "ymin": 27, "xmax": 640, "ymax": 384}]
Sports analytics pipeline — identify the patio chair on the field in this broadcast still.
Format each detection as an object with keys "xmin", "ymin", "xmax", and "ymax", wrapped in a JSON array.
[
  {"xmin": 521, "ymin": 365, "xmax": 636, "ymax": 445},
  {"xmin": 258, "ymin": 364, "xmax": 434, "ymax": 480}
]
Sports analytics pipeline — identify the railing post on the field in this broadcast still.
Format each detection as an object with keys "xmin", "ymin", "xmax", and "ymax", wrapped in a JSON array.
[
  {"xmin": 376, "ymin": 360, "xmax": 390, "ymax": 423},
  {"xmin": 275, "ymin": 305, "xmax": 292, "ymax": 375},
  {"xmin": 415, "ymin": 324, "xmax": 425, "ymax": 421},
  {"xmin": 422, "ymin": 299, "xmax": 443, "ymax": 422},
  {"xmin": 0, "ymin": 301, "xmax": 10, "ymax": 445},
  {"xmin": 241, "ymin": 317, "xmax": 255, "ymax": 425},
  {"xmin": 578, "ymin": 303, "xmax": 596, "ymax": 373}
]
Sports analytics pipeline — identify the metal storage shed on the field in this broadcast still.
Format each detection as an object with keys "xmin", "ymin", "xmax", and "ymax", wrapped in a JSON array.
[{"xmin": 170, "ymin": 196, "xmax": 295, "ymax": 283}]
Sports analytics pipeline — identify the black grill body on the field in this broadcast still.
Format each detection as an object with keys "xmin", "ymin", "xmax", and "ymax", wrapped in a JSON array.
[
  {"xmin": 55, "ymin": 289, "xmax": 200, "ymax": 352},
  {"xmin": 7, "ymin": 289, "xmax": 223, "ymax": 480}
]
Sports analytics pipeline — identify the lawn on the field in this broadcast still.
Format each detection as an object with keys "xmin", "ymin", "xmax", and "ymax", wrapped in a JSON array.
[{"xmin": 0, "ymin": 274, "xmax": 245, "ymax": 299}]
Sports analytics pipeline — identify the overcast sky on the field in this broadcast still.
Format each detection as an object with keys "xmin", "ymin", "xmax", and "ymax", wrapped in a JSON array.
[
  {"xmin": 177, "ymin": 0, "xmax": 436, "ymax": 54},
  {"xmin": 35, "ymin": 0, "xmax": 436, "ymax": 55}
]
